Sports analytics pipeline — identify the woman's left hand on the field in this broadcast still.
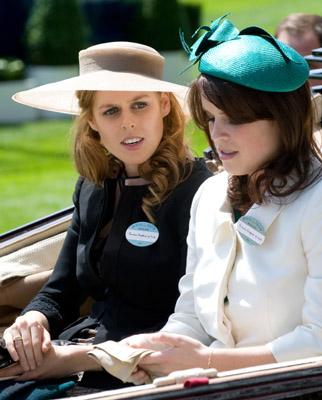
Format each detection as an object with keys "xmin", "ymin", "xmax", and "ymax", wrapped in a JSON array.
[
  {"xmin": 128, "ymin": 332, "xmax": 209, "ymax": 380},
  {"xmin": 0, "ymin": 344, "xmax": 100, "ymax": 381}
]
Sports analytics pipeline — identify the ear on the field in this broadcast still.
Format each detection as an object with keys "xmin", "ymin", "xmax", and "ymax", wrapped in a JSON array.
[
  {"xmin": 88, "ymin": 118, "xmax": 98, "ymax": 132},
  {"xmin": 160, "ymin": 93, "xmax": 171, "ymax": 118}
]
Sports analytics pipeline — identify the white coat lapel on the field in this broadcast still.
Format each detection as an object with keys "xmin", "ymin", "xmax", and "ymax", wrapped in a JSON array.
[
  {"xmin": 194, "ymin": 196, "xmax": 237, "ymax": 347},
  {"xmin": 195, "ymin": 197, "xmax": 284, "ymax": 347},
  {"xmin": 236, "ymin": 200, "xmax": 284, "ymax": 246},
  {"xmin": 211, "ymin": 218, "xmax": 237, "ymax": 347}
]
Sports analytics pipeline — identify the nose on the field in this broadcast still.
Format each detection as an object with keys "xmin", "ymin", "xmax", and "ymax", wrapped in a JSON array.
[
  {"xmin": 122, "ymin": 122, "xmax": 135, "ymax": 130},
  {"xmin": 209, "ymin": 120, "xmax": 227, "ymax": 141},
  {"xmin": 121, "ymin": 113, "xmax": 136, "ymax": 130}
]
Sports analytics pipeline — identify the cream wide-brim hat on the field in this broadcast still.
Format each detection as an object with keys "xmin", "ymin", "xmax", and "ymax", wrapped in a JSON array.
[{"xmin": 12, "ymin": 42, "xmax": 190, "ymax": 115}]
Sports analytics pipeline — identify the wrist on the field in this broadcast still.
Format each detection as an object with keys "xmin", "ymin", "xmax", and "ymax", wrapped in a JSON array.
[
  {"xmin": 207, "ymin": 348, "xmax": 214, "ymax": 369},
  {"xmin": 67, "ymin": 345, "xmax": 103, "ymax": 372}
]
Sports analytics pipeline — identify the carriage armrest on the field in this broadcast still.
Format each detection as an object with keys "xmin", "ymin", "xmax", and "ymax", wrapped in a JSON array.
[{"xmin": 0, "ymin": 232, "xmax": 65, "ymax": 333}]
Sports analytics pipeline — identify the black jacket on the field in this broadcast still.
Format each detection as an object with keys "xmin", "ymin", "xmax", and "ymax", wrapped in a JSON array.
[{"xmin": 23, "ymin": 160, "xmax": 212, "ymax": 343}]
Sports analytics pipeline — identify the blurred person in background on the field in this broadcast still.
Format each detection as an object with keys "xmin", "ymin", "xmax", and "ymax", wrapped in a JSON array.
[
  {"xmin": 275, "ymin": 13, "xmax": 322, "ymax": 83},
  {"xmin": 276, "ymin": 13, "xmax": 322, "ymax": 153}
]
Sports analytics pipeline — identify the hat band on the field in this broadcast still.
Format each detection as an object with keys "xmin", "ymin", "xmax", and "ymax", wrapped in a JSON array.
[{"xmin": 80, "ymin": 52, "xmax": 164, "ymax": 79}]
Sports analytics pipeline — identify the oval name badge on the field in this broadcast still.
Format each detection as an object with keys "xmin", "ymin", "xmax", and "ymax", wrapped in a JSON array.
[
  {"xmin": 237, "ymin": 215, "xmax": 265, "ymax": 246},
  {"xmin": 126, "ymin": 222, "xmax": 159, "ymax": 247}
]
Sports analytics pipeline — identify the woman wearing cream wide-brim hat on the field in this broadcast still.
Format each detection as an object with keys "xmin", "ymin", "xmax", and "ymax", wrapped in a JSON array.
[{"xmin": 1, "ymin": 41, "xmax": 212, "ymax": 393}]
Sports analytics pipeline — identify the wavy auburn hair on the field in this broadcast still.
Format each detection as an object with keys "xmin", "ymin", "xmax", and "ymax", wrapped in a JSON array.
[
  {"xmin": 189, "ymin": 75, "xmax": 322, "ymax": 211},
  {"xmin": 73, "ymin": 91, "xmax": 193, "ymax": 222}
]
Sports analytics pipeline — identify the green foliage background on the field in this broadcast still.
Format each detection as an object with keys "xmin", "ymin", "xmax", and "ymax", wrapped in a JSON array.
[
  {"xmin": 25, "ymin": 0, "xmax": 87, "ymax": 65},
  {"xmin": 0, "ymin": 0, "xmax": 321, "ymax": 233},
  {"xmin": 183, "ymin": 0, "xmax": 321, "ymax": 33}
]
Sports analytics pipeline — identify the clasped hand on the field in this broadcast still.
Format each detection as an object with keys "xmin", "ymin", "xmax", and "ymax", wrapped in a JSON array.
[
  {"xmin": 0, "ymin": 344, "xmax": 83, "ymax": 381},
  {"xmin": 3, "ymin": 312, "xmax": 51, "ymax": 373},
  {"xmin": 1, "ymin": 312, "xmax": 73, "ymax": 380},
  {"xmin": 122, "ymin": 332, "xmax": 209, "ymax": 385}
]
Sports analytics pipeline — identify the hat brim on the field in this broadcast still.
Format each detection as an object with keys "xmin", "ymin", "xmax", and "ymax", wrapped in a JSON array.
[{"xmin": 12, "ymin": 70, "xmax": 190, "ymax": 115}]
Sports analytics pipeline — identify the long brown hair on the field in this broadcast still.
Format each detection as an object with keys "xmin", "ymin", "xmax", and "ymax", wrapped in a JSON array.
[
  {"xmin": 73, "ymin": 91, "xmax": 193, "ymax": 222},
  {"xmin": 189, "ymin": 74, "xmax": 322, "ymax": 211}
]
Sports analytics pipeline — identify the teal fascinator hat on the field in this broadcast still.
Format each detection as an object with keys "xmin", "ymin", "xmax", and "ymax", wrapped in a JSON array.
[{"xmin": 181, "ymin": 15, "xmax": 309, "ymax": 92}]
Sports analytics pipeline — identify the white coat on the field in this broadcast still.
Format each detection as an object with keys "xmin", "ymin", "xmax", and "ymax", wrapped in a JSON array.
[{"xmin": 162, "ymin": 170, "xmax": 322, "ymax": 362}]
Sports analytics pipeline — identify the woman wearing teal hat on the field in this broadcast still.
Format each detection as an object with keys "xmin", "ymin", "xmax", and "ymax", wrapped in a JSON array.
[{"xmin": 119, "ymin": 16, "xmax": 322, "ymax": 383}]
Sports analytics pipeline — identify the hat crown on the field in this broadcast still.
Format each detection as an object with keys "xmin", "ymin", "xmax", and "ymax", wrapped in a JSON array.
[
  {"xmin": 12, "ymin": 41, "xmax": 189, "ymax": 115},
  {"xmin": 181, "ymin": 15, "xmax": 309, "ymax": 92},
  {"xmin": 79, "ymin": 41, "xmax": 164, "ymax": 79}
]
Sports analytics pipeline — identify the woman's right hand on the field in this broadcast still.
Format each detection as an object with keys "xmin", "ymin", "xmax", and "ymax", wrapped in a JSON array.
[{"xmin": 3, "ymin": 311, "xmax": 51, "ymax": 371}]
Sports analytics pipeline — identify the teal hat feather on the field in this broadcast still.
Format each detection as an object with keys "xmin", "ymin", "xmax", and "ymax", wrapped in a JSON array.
[{"xmin": 180, "ymin": 15, "xmax": 309, "ymax": 92}]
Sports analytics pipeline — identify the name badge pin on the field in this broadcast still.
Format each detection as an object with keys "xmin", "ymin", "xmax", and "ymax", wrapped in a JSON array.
[
  {"xmin": 126, "ymin": 222, "xmax": 159, "ymax": 247},
  {"xmin": 237, "ymin": 215, "xmax": 265, "ymax": 246}
]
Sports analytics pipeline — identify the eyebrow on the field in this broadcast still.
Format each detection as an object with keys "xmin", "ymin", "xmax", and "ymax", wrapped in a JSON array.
[
  {"xmin": 98, "ymin": 95, "xmax": 150, "ymax": 109},
  {"xmin": 131, "ymin": 94, "xmax": 150, "ymax": 101},
  {"xmin": 201, "ymin": 104, "xmax": 213, "ymax": 115},
  {"xmin": 203, "ymin": 110, "xmax": 213, "ymax": 117},
  {"xmin": 201, "ymin": 99, "xmax": 225, "ymax": 116}
]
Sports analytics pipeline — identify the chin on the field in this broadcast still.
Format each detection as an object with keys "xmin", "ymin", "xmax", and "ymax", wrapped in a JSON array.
[
  {"xmin": 223, "ymin": 166, "xmax": 246, "ymax": 176},
  {"xmin": 222, "ymin": 162, "xmax": 253, "ymax": 176}
]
